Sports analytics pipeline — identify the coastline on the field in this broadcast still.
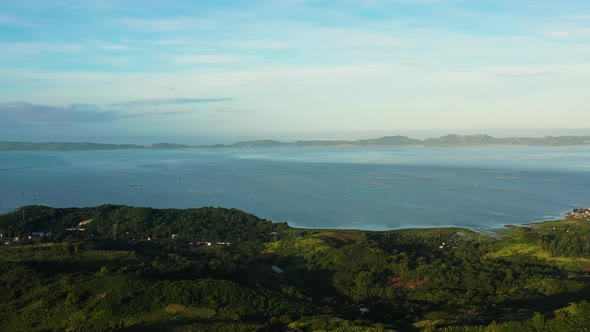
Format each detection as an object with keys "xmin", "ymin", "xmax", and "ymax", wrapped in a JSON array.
[
  {"xmin": 1, "ymin": 204, "xmax": 579, "ymax": 234},
  {"xmin": 2, "ymin": 133, "xmax": 590, "ymax": 151}
]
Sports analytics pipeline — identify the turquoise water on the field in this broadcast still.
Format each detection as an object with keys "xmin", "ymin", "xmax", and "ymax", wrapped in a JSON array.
[{"xmin": 1, "ymin": 146, "xmax": 589, "ymax": 230}]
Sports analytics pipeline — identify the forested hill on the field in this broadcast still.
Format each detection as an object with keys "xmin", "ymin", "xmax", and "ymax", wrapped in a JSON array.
[
  {"xmin": 2, "ymin": 134, "xmax": 590, "ymax": 151},
  {"xmin": 2, "ymin": 205, "xmax": 590, "ymax": 331},
  {"xmin": 0, "ymin": 205, "xmax": 286, "ymax": 247}
]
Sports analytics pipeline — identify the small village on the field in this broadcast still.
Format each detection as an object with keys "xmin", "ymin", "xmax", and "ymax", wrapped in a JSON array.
[{"xmin": 565, "ymin": 208, "xmax": 590, "ymax": 220}]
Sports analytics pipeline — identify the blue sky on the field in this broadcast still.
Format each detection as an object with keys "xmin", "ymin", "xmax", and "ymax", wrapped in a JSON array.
[{"xmin": 0, "ymin": 0, "xmax": 589, "ymax": 142}]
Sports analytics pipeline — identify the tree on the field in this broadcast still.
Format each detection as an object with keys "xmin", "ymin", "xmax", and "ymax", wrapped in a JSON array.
[{"xmin": 531, "ymin": 312, "xmax": 545, "ymax": 331}]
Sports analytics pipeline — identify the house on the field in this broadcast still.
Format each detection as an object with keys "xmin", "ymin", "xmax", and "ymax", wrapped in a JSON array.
[
  {"xmin": 66, "ymin": 219, "xmax": 91, "ymax": 232},
  {"xmin": 78, "ymin": 219, "xmax": 93, "ymax": 226},
  {"xmin": 360, "ymin": 307, "xmax": 370, "ymax": 314}
]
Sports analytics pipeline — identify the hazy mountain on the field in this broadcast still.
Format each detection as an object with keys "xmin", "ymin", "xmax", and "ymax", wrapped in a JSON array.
[
  {"xmin": 228, "ymin": 140, "xmax": 289, "ymax": 147},
  {"xmin": 0, "ymin": 142, "xmax": 144, "ymax": 151},
  {"xmin": 423, "ymin": 134, "xmax": 497, "ymax": 145},
  {"xmin": 148, "ymin": 143, "xmax": 192, "ymax": 149},
  {"xmin": 2, "ymin": 134, "xmax": 590, "ymax": 151}
]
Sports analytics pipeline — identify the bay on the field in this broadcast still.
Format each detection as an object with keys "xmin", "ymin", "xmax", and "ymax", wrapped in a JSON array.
[{"xmin": 1, "ymin": 146, "xmax": 589, "ymax": 230}]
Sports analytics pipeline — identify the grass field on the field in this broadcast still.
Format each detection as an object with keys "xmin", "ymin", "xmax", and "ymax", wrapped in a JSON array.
[{"xmin": 486, "ymin": 243, "xmax": 590, "ymax": 269}]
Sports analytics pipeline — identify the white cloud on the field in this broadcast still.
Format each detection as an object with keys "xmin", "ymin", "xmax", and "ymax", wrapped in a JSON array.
[
  {"xmin": 546, "ymin": 31, "xmax": 571, "ymax": 39},
  {"xmin": 88, "ymin": 56, "xmax": 135, "ymax": 66},
  {"xmin": 0, "ymin": 42, "xmax": 84, "ymax": 54},
  {"xmin": 114, "ymin": 17, "xmax": 209, "ymax": 32},
  {"xmin": 174, "ymin": 54, "xmax": 247, "ymax": 64},
  {"xmin": 97, "ymin": 43, "xmax": 132, "ymax": 51},
  {"xmin": 1, "ymin": 61, "xmax": 590, "ymax": 135},
  {"xmin": 300, "ymin": 27, "xmax": 406, "ymax": 49},
  {"xmin": 149, "ymin": 39, "xmax": 191, "ymax": 46},
  {"xmin": 0, "ymin": 13, "xmax": 40, "ymax": 28},
  {"xmin": 571, "ymin": 14, "xmax": 590, "ymax": 20},
  {"xmin": 2, "ymin": 1, "xmax": 590, "ymax": 136},
  {"xmin": 48, "ymin": 0, "xmax": 119, "ymax": 11},
  {"xmin": 544, "ymin": 28, "xmax": 590, "ymax": 40},
  {"xmin": 486, "ymin": 68, "xmax": 556, "ymax": 79},
  {"xmin": 229, "ymin": 40, "xmax": 288, "ymax": 50}
]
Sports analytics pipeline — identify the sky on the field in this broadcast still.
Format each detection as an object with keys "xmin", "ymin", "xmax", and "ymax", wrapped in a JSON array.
[{"xmin": 0, "ymin": 0, "xmax": 589, "ymax": 143}]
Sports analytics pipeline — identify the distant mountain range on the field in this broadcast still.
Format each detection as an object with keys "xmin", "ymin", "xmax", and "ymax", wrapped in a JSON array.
[{"xmin": 2, "ymin": 134, "xmax": 590, "ymax": 151}]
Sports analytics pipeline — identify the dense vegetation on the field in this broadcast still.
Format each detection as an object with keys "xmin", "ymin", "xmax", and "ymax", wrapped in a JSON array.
[{"xmin": 1, "ymin": 205, "xmax": 590, "ymax": 331}]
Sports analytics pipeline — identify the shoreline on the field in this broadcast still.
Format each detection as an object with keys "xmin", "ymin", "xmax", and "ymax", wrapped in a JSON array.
[
  {"xmin": 2, "ymin": 204, "xmax": 579, "ymax": 233},
  {"xmin": 2, "ymin": 143, "xmax": 590, "ymax": 153},
  {"xmin": 2, "ymin": 133, "xmax": 590, "ymax": 151}
]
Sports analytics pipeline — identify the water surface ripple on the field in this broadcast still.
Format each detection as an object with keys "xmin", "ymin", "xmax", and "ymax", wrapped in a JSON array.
[{"xmin": 1, "ymin": 146, "xmax": 589, "ymax": 230}]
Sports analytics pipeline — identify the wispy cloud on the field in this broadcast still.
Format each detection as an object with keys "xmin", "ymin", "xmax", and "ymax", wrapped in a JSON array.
[
  {"xmin": 114, "ymin": 17, "xmax": 207, "ymax": 32},
  {"xmin": 87, "ymin": 56, "xmax": 135, "ymax": 66},
  {"xmin": 0, "ymin": 102, "xmax": 118, "ymax": 124},
  {"xmin": 0, "ymin": 42, "xmax": 84, "ymax": 54},
  {"xmin": 120, "ymin": 110, "xmax": 190, "ymax": 118},
  {"xmin": 97, "ymin": 43, "xmax": 132, "ymax": 51},
  {"xmin": 546, "ymin": 31, "xmax": 571, "ymax": 39},
  {"xmin": 544, "ymin": 28, "xmax": 590, "ymax": 40},
  {"xmin": 229, "ymin": 40, "xmax": 288, "ymax": 50},
  {"xmin": 2, "ymin": 1, "xmax": 590, "ymax": 136},
  {"xmin": 152, "ymin": 39, "xmax": 189, "ymax": 46},
  {"xmin": 214, "ymin": 107, "xmax": 255, "ymax": 114},
  {"xmin": 111, "ymin": 98, "xmax": 232, "ymax": 107},
  {"xmin": 0, "ymin": 97, "xmax": 233, "ymax": 126},
  {"xmin": 570, "ymin": 14, "xmax": 590, "ymax": 20},
  {"xmin": 174, "ymin": 55, "xmax": 246, "ymax": 64},
  {"xmin": 0, "ymin": 13, "xmax": 40, "ymax": 28},
  {"xmin": 486, "ymin": 67, "xmax": 557, "ymax": 79}
]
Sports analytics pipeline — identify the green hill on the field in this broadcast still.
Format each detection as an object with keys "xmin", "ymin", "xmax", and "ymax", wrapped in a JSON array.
[{"xmin": 1, "ymin": 205, "xmax": 590, "ymax": 331}]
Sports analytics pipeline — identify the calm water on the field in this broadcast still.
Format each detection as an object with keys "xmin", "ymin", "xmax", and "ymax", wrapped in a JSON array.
[{"xmin": 1, "ymin": 146, "xmax": 589, "ymax": 230}]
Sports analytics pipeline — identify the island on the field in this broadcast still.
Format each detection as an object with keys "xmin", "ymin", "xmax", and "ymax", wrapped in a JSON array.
[
  {"xmin": 2, "ymin": 134, "xmax": 590, "ymax": 151},
  {"xmin": 1, "ymin": 205, "xmax": 589, "ymax": 331}
]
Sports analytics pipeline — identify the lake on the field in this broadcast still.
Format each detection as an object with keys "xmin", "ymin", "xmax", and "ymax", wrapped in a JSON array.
[{"xmin": 1, "ymin": 146, "xmax": 589, "ymax": 230}]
